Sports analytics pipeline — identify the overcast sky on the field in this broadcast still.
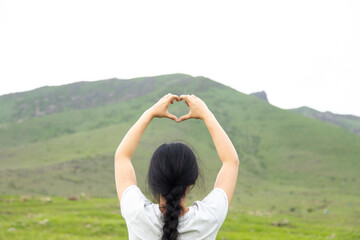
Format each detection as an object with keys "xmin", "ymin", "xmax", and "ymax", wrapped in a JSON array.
[{"xmin": 1, "ymin": 0, "xmax": 359, "ymax": 116}]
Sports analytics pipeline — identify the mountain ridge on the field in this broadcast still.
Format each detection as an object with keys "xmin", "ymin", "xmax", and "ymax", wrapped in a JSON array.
[
  {"xmin": 248, "ymin": 90, "xmax": 360, "ymax": 136},
  {"xmin": 291, "ymin": 106, "xmax": 360, "ymax": 136}
]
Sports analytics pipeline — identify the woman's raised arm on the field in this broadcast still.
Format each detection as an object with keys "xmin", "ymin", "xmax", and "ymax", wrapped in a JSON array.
[
  {"xmin": 114, "ymin": 93, "xmax": 180, "ymax": 202},
  {"xmin": 178, "ymin": 95, "xmax": 239, "ymax": 205}
]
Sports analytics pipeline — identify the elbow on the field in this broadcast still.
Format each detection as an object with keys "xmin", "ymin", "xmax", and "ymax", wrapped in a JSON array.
[
  {"xmin": 114, "ymin": 150, "xmax": 127, "ymax": 162},
  {"xmin": 114, "ymin": 153, "xmax": 120, "ymax": 162},
  {"xmin": 233, "ymin": 152, "xmax": 240, "ymax": 165},
  {"xmin": 234, "ymin": 157, "xmax": 240, "ymax": 167},
  {"xmin": 114, "ymin": 155, "xmax": 131, "ymax": 163},
  {"xmin": 224, "ymin": 157, "xmax": 239, "ymax": 167}
]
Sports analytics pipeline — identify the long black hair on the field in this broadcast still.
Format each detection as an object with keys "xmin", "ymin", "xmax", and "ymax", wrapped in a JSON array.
[{"xmin": 147, "ymin": 142, "xmax": 200, "ymax": 240}]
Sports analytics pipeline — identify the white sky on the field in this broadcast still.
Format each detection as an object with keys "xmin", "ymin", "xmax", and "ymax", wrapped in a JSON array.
[{"xmin": 1, "ymin": 0, "xmax": 359, "ymax": 116}]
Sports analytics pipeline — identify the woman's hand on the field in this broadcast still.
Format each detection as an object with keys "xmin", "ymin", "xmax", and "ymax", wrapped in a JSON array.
[
  {"xmin": 147, "ymin": 93, "xmax": 180, "ymax": 122},
  {"xmin": 177, "ymin": 94, "xmax": 212, "ymax": 122}
]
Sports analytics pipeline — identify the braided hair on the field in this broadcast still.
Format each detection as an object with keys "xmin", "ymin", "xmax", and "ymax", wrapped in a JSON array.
[{"xmin": 147, "ymin": 142, "xmax": 199, "ymax": 240}]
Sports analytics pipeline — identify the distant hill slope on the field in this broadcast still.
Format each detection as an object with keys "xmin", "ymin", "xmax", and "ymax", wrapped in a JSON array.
[
  {"xmin": 291, "ymin": 106, "xmax": 360, "ymax": 136},
  {"xmin": 1, "ymin": 73, "xmax": 359, "ymax": 202}
]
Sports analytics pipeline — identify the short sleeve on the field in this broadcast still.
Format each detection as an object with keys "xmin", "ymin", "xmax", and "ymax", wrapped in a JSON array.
[
  {"xmin": 120, "ymin": 185, "xmax": 151, "ymax": 219},
  {"xmin": 200, "ymin": 188, "xmax": 229, "ymax": 224}
]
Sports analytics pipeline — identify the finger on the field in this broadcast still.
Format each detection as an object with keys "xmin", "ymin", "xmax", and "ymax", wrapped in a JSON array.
[
  {"xmin": 159, "ymin": 94, "xmax": 169, "ymax": 102},
  {"xmin": 171, "ymin": 96, "xmax": 180, "ymax": 103},
  {"xmin": 180, "ymin": 95, "xmax": 191, "ymax": 106},
  {"xmin": 179, "ymin": 95, "xmax": 190, "ymax": 101},
  {"xmin": 164, "ymin": 93, "xmax": 175, "ymax": 100},
  {"xmin": 166, "ymin": 112, "xmax": 178, "ymax": 121},
  {"xmin": 178, "ymin": 113, "xmax": 191, "ymax": 122},
  {"xmin": 168, "ymin": 95, "xmax": 179, "ymax": 104}
]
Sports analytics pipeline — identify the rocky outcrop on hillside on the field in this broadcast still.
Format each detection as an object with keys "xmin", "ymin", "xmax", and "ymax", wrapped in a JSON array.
[{"xmin": 250, "ymin": 91, "xmax": 269, "ymax": 103}]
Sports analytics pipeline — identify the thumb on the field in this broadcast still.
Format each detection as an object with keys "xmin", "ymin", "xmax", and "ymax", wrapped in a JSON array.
[
  {"xmin": 166, "ymin": 112, "xmax": 178, "ymax": 122},
  {"xmin": 178, "ymin": 113, "xmax": 192, "ymax": 122}
]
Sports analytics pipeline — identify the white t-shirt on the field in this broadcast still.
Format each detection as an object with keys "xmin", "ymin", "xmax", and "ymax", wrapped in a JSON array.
[{"xmin": 120, "ymin": 185, "xmax": 228, "ymax": 240}]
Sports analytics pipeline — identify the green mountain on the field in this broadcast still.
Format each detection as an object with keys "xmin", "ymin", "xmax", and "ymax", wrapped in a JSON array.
[
  {"xmin": 291, "ymin": 106, "xmax": 360, "ymax": 136},
  {"xmin": 1, "ymin": 73, "xmax": 359, "ymax": 211}
]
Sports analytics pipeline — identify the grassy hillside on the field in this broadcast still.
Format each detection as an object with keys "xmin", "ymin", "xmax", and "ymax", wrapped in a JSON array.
[
  {"xmin": 1, "ymin": 73, "xmax": 360, "ymax": 194},
  {"xmin": 1, "ymin": 73, "xmax": 359, "ymax": 239}
]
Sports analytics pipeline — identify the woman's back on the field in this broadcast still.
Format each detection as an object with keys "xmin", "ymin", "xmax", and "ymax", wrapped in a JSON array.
[{"xmin": 121, "ymin": 185, "xmax": 228, "ymax": 240}]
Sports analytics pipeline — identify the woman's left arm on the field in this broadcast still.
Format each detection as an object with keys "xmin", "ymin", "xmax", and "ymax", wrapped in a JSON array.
[{"xmin": 114, "ymin": 93, "xmax": 180, "ymax": 202}]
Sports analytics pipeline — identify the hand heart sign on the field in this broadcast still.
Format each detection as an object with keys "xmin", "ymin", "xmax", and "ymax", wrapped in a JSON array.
[{"xmin": 149, "ymin": 93, "xmax": 209, "ymax": 123}]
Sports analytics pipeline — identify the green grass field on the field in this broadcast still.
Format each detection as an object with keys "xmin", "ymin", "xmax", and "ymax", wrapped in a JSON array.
[{"xmin": 1, "ymin": 192, "xmax": 359, "ymax": 240}]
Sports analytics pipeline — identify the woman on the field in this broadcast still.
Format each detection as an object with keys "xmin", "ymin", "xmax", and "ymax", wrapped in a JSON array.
[{"xmin": 114, "ymin": 93, "xmax": 239, "ymax": 240}]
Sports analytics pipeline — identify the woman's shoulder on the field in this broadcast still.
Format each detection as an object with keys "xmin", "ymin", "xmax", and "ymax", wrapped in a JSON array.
[
  {"xmin": 201, "ymin": 188, "xmax": 228, "ymax": 205},
  {"xmin": 190, "ymin": 188, "xmax": 229, "ymax": 223},
  {"xmin": 120, "ymin": 185, "xmax": 153, "ymax": 218}
]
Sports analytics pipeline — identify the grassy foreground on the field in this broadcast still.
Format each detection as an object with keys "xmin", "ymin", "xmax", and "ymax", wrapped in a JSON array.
[{"xmin": 1, "ymin": 195, "xmax": 359, "ymax": 240}]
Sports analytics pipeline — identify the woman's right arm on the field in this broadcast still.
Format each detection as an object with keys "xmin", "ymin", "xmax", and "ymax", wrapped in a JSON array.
[
  {"xmin": 203, "ymin": 111, "xmax": 239, "ymax": 205},
  {"xmin": 178, "ymin": 95, "xmax": 239, "ymax": 205}
]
